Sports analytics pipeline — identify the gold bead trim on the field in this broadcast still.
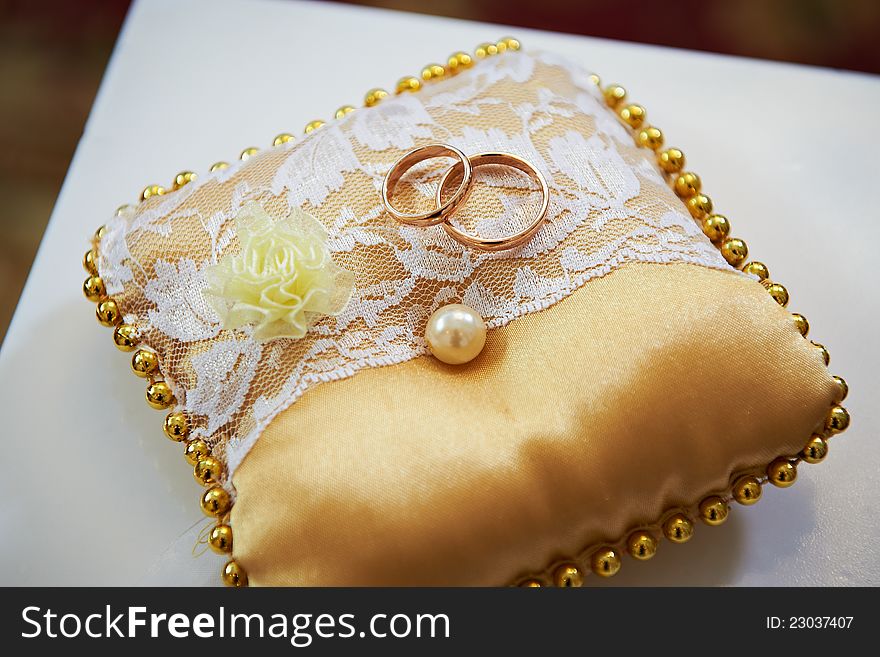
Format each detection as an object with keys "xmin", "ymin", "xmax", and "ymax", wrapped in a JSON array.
[
  {"xmin": 514, "ymin": 77, "xmax": 851, "ymax": 587},
  {"xmin": 517, "ymin": 419, "xmax": 849, "ymax": 588},
  {"xmin": 83, "ymin": 37, "xmax": 522, "ymax": 588},
  {"xmin": 83, "ymin": 227, "xmax": 236, "ymax": 581}
]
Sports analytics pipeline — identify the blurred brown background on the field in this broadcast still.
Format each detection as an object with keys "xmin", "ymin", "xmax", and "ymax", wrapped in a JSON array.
[{"xmin": 1, "ymin": 0, "xmax": 878, "ymax": 345}]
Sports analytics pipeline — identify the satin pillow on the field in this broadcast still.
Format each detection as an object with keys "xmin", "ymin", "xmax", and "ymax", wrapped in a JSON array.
[{"xmin": 82, "ymin": 40, "xmax": 848, "ymax": 586}]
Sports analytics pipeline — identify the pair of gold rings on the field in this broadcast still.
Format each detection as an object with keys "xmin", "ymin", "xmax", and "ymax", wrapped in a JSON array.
[{"xmin": 381, "ymin": 144, "xmax": 549, "ymax": 251}]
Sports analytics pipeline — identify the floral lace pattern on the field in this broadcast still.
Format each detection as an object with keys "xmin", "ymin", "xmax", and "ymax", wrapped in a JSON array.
[{"xmin": 97, "ymin": 50, "xmax": 734, "ymax": 486}]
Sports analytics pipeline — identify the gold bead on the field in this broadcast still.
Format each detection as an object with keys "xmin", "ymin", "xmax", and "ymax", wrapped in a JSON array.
[
  {"xmin": 272, "ymin": 133, "xmax": 294, "ymax": 146},
  {"xmin": 518, "ymin": 578, "xmax": 543, "ymax": 588},
  {"xmin": 627, "ymin": 531, "xmax": 658, "ymax": 560},
  {"xmin": 363, "ymin": 88, "xmax": 389, "ymax": 107},
  {"xmin": 474, "ymin": 42, "xmax": 499, "ymax": 59},
  {"xmin": 303, "ymin": 120, "xmax": 325, "ymax": 134},
  {"xmin": 395, "ymin": 76, "xmax": 422, "ymax": 95},
  {"xmin": 698, "ymin": 496, "xmax": 730, "ymax": 526},
  {"xmin": 420, "ymin": 64, "xmax": 446, "ymax": 82},
  {"xmin": 588, "ymin": 73, "xmax": 601, "ymax": 86},
  {"xmin": 767, "ymin": 282, "xmax": 789, "ymax": 307},
  {"xmin": 83, "ymin": 248, "xmax": 99, "ymax": 275},
  {"xmin": 801, "ymin": 434, "xmax": 828, "ymax": 464},
  {"xmin": 811, "ymin": 341, "xmax": 830, "ymax": 366},
  {"xmin": 82, "ymin": 275, "xmax": 106, "ymax": 301},
  {"xmin": 494, "ymin": 39, "xmax": 508, "ymax": 54},
  {"xmin": 767, "ymin": 458, "xmax": 797, "ymax": 488},
  {"xmin": 171, "ymin": 171, "xmax": 197, "ymax": 190},
  {"xmin": 832, "ymin": 375, "xmax": 848, "ymax": 402},
  {"xmin": 221, "ymin": 560, "xmax": 248, "ymax": 587},
  {"xmin": 619, "ymin": 104, "xmax": 646, "ymax": 129},
  {"xmin": 663, "ymin": 514, "xmax": 694, "ymax": 543},
  {"xmin": 658, "ymin": 148, "xmax": 685, "ymax": 174},
  {"xmin": 184, "ymin": 438, "xmax": 210, "ymax": 465},
  {"xmin": 720, "ymin": 237, "xmax": 748, "ymax": 267},
  {"xmin": 201, "ymin": 485, "xmax": 232, "ymax": 517},
  {"xmin": 334, "ymin": 105, "xmax": 355, "ymax": 120},
  {"xmin": 95, "ymin": 299, "xmax": 120, "ymax": 327},
  {"xmin": 637, "ymin": 126, "xmax": 664, "ymax": 151},
  {"xmin": 825, "ymin": 405, "xmax": 850, "ymax": 434},
  {"xmin": 113, "ymin": 324, "xmax": 139, "ymax": 351},
  {"xmin": 743, "ymin": 261, "xmax": 770, "ymax": 280},
  {"xmin": 94, "ymin": 224, "xmax": 108, "ymax": 242},
  {"xmin": 500, "ymin": 36, "xmax": 521, "ymax": 51},
  {"xmin": 239, "ymin": 147, "xmax": 259, "ymax": 161},
  {"xmin": 140, "ymin": 184, "xmax": 165, "ymax": 202},
  {"xmin": 209, "ymin": 161, "xmax": 229, "ymax": 172},
  {"xmin": 553, "ymin": 563, "xmax": 583, "ymax": 588},
  {"xmin": 701, "ymin": 214, "xmax": 730, "ymax": 243},
  {"xmin": 673, "ymin": 172, "xmax": 701, "ymax": 198},
  {"xmin": 447, "ymin": 51, "xmax": 474, "ymax": 74},
  {"xmin": 194, "ymin": 456, "xmax": 223, "ymax": 486},
  {"xmin": 686, "ymin": 193, "xmax": 713, "ymax": 220},
  {"xmin": 590, "ymin": 548, "xmax": 621, "ymax": 577},
  {"xmin": 209, "ymin": 524, "xmax": 233, "ymax": 554},
  {"xmin": 603, "ymin": 84, "xmax": 626, "ymax": 107},
  {"xmin": 732, "ymin": 475, "xmax": 762, "ymax": 505},
  {"xmin": 131, "ymin": 349, "xmax": 159, "ymax": 378},
  {"xmin": 791, "ymin": 313, "xmax": 809, "ymax": 337},
  {"xmin": 163, "ymin": 411, "xmax": 189, "ymax": 442},
  {"xmin": 115, "ymin": 204, "xmax": 132, "ymax": 217},
  {"xmin": 446, "ymin": 56, "xmax": 464, "ymax": 74},
  {"xmin": 145, "ymin": 381, "xmax": 174, "ymax": 410}
]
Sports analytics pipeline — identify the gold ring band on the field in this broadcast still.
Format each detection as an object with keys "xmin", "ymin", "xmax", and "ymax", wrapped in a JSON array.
[
  {"xmin": 381, "ymin": 144, "xmax": 473, "ymax": 227},
  {"xmin": 436, "ymin": 152, "xmax": 550, "ymax": 252}
]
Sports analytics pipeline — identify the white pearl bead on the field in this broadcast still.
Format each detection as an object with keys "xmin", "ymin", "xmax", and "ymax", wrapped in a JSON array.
[{"xmin": 425, "ymin": 303, "xmax": 487, "ymax": 365}]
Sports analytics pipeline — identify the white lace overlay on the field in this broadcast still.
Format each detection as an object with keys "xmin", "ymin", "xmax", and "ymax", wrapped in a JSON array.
[{"xmin": 97, "ymin": 50, "xmax": 734, "ymax": 486}]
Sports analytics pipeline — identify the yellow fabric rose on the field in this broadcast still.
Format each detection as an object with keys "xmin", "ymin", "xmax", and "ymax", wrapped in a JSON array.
[{"xmin": 205, "ymin": 203, "xmax": 353, "ymax": 340}]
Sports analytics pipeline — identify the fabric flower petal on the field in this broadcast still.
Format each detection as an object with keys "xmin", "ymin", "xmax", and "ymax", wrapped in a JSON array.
[{"xmin": 204, "ymin": 202, "xmax": 353, "ymax": 340}]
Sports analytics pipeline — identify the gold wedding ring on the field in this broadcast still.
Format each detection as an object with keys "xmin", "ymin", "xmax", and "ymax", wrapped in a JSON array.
[
  {"xmin": 381, "ymin": 144, "xmax": 473, "ymax": 227},
  {"xmin": 437, "ymin": 152, "xmax": 549, "ymax": 252},
  {"xmin": 381, "ymin": 144, "xmax": 549, "ymax": 251}
]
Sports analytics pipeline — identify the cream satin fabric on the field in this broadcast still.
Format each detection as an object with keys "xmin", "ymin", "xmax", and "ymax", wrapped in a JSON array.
[{"xmin": 232, "ymin": 261, "xmax": 836, "ymax": 586}]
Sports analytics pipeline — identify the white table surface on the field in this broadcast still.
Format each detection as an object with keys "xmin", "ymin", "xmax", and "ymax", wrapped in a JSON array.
[{"xmin": 1, "ymin": 0, "xmax": 877, "ymax": 586}]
